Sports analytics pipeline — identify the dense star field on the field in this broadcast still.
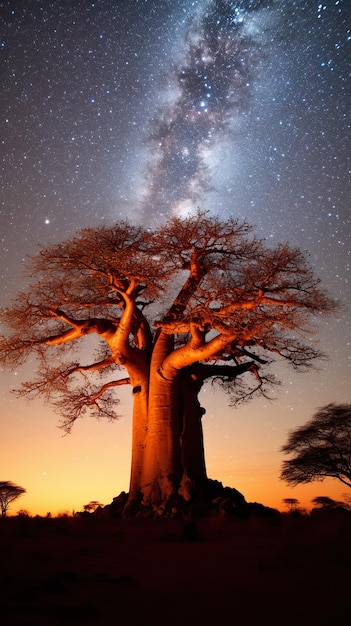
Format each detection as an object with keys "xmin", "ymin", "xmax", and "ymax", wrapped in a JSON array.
[{"xmin": 0, "ymin": 0, "xmax": 350, "ymax": 515}]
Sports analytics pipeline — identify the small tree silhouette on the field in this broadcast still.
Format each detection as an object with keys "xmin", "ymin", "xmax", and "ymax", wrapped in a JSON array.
[
  {"xmin": 16, "ymin": 509, "xmax": 31, "ymax": 517},
  {"xmin": 0, "ymin": 481, "xmax": 26, "ymax": 516},
  {"xmin": 282, "ymin": 498, "xmax": 300, "ymax": 513},
  {"xmin": 83, "ymin": 500, "xmax": 104, "ymax": 513},
  {"xmin": 311, "ymin": 496, "xmax": 342, "ymax": 509}
]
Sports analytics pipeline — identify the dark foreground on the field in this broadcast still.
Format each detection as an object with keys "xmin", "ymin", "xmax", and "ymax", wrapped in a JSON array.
[{"xmin": 1, "ymin": 510, "xmax": 350, "ymax": 625}]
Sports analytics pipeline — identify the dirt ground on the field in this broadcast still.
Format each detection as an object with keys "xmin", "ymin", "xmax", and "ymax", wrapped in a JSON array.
[{"xmin": 1, "ymin": 511, "xmax": 350, "ymax": 625}]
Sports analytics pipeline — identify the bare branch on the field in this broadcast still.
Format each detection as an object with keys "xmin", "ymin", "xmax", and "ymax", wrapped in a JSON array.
[{"xmin": 0, "ymin": 210, "xmax": 336, "ymax": 435}]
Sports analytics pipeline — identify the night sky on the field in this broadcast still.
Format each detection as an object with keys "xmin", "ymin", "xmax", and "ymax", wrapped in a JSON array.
[{"xmin": 1, "ymin": 0, "xmax": 350, "ymax": 515}]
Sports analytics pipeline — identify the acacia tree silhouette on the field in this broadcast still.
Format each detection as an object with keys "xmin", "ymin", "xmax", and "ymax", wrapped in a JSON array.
[
  {"xmin": 0, "ymin": 211, "xmax": 336, "ymax": 515},
  {"xmin": 311, "ymin": 496, "xmax": 343, "ymax": 509},
  {"xmin": 282, "ymin": 497, "xmax": 300, "ymax": 513},
  {"xmin": 83, "ymin": 501, "xmax": 104, "ymax": 513},
  {"xmin": 281, "ymin": 404, "xmax": 351, "ymax": 489},
  {"xmin": 0, "ymin": 481, "xmax": 26, "ymax": 516}
]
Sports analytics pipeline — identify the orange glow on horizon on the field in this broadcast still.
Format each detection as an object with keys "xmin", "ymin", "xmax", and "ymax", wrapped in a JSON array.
[{"xmin": 2, "ymin": 358, "xmax": 350, "ymax": 518}]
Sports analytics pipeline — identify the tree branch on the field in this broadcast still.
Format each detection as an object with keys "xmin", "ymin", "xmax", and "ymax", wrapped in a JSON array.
[
  {"xmin": 89, "ymin": 377, "xmax": 130, "ymax": 408},
  {"xmin": 190, "ymin": 361, "xmax": 260, "ymax": 382}
]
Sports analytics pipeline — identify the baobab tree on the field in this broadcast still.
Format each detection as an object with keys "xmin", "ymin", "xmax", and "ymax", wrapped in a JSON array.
[{"xmin": 0, "ymin": 211, "xmax": 336, "ymax": 514}]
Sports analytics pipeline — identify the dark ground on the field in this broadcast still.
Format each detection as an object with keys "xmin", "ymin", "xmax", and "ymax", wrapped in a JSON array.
[{"xmin": 1, "ymin": 510, "xmax": 350, "ymax": 625}]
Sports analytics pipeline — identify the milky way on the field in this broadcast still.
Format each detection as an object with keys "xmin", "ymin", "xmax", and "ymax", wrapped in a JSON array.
[
  {"xmin": 140, "ymin": 0, "xmax": 272, "ymax": 223},
  {"xmin": 1, "ymin": 0, "xmax": 350, "ymax": 343}
]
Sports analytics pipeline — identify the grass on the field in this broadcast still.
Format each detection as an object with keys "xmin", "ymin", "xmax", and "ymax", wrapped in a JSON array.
[{"xmin": 0, "ymin": 509, "xmax": 350, "ymax": 625}]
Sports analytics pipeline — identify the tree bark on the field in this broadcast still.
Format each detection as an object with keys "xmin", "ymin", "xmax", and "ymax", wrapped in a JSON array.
[
  {"xmin": 141, "ymin": 331, "xmax": 182, "ymax": 505},
  {"xmin": 178, "ymin": 370, "xmax": 207, "ymax": 501},
  {"xmin": 126, "ymin": 378, "xmax": 149, "ymax": 508}
]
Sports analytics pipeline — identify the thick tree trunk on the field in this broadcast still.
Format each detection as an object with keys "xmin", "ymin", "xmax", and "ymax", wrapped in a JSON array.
[
  {"xmin": 178, "ymin": 371, "xmax": 207, "ymax": 501},
  {"xmin": 126, "ymin": 378, "xmax": 149, "ymax": 508},
  {"xmin": 141, "ymin": 332, "xmax": 182, "ymax": 505},
  {"xmin": 126, "ymin": 340, "xmax": 212, "ymax": 509}
]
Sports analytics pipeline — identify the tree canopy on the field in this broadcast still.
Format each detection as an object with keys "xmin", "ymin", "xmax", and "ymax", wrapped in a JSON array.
[
  {"xmin": 280, "ymin": 403, "xmax": 351, "ymax": 489},
  {"xmin": 311, "ymin": 496, "xmax": 344, "ymax": 509},
  {"xmin": 0, "ymin": 211, "xmax": 337, "ymax": 512}
]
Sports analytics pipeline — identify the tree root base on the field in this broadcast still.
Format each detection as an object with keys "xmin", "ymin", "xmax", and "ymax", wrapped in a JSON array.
[{"xmin": 98, "ymin": 480, "xmax": 279, "ymax": 521}]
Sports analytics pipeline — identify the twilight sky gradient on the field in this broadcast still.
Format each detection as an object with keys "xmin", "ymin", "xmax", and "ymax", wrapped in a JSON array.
[{"xmin": 1, "ymin": 0, "xmax": 350, "ymax": 515}]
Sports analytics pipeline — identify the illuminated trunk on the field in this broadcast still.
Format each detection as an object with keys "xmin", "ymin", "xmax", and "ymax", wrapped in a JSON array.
[
  {"xmin": 135, "ymin": 255, "xmax": 209, "ymax": 507},
  {"xmin": 124, "ymin": 359, "xmax": 257, "ymax": 512},
  {"xmin": 130, "ymin": 371, "xmax": 209, "ymax": 508},
  {"xmin": 125, "ymin": 335, "xmax": 211, "ymax": 509},
  {"xmin": 128, "ymin": 373, "xmax": 209, "ymax": 508},
  {"xmin": 140, "ymin": 332, "xmax": 183, "ymax": 505},
  {"xmin": 127, "ymin": 379, "xmax": 149, "ymax": 505}
]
